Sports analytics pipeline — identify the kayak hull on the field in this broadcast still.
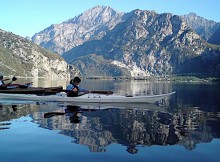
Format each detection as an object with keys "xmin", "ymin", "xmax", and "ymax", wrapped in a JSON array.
[
  {"xmin": 0, "ymin": 86, "xmax": 63, "ymax": 94},
  {"xmin": 0, "ymin": 92, "xmax": 175, "ymax": 104}
]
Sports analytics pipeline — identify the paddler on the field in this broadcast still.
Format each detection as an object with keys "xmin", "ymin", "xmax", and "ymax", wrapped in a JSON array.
[
  {"xmin": 0, "ymin": 73, "xmax": 17, "ymax": 88},
  {"xmin": 0, "ymin": 73, "xmax": 10, "ymax": 88},
  {"xmin": 0, "ymin": 73, "xmax": 5, "ymax": 87},
  {"xmin": 66, "ymin": 76, "xmax": 86, "ymax": 97}
]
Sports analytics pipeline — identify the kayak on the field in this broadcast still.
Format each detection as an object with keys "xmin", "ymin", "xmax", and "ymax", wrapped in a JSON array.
[
  {"xmin": 0, "ymin": 91, "xmax": 175, "ymax": 103},
  {"xmin": 5, "ymin": 82, "xmax": 33, "ymax": 89},
  {"xmin": 0, "ymin": 86, "xmax": 63, "ymax": 94},
  {"xmin": 0, "ymin": 87, "xmax": 45, "ymax": 94},
  {"xmin": 1, "ymin": 83, "xmax": 111, "ymax": 95}
]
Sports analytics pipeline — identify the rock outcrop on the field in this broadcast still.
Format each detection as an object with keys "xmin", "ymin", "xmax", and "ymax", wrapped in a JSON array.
[{"xmin": 0, "ymin": 29, "xmax": 70, "ymax": 78}]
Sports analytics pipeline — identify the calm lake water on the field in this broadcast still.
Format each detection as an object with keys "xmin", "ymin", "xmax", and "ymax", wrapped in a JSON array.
[{"xmin": 0, "ymin": 79, "xmax": 220, "ymax": 162}]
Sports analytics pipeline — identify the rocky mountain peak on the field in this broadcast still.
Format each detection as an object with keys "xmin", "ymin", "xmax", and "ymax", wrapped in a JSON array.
[
  {"xmin": 66, "ymin": 5, "xmax": 122, "ymax": 25},
  {"xmin": 187, "ymin": 12, "xmax": 198, "ymax": 18},
  {"xmin": 32, "ymin": 6, "xmax": 124, "ymax": 55},
  {"xmin": 181, "ymin": 12, "xmax": 217, "ymax": 40}
]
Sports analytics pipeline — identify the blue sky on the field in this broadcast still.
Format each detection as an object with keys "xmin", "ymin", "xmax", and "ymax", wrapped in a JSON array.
[{"xmin": 1, "ymin": 0, "xmax": 219, "ymax": 37}]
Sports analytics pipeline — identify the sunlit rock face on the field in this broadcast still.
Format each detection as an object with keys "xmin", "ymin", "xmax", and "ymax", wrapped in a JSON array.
[
  {"xmin": 62, "ymin": 9, "xmax": 220, "ymax": 77},
  {"xmin": 32, "ymin": 6, "xmax": 220, "ymax": 78},
  {"xmin": 0, "ymin": 29, "xmax": 70, "ymax": 79},
  {"xmin": 181, "ymin": 12, "xmax": 218, "ymax": 41},
  {"xmin": 32, "ymin": 6, "xmax": 125, "ymax": 55}
]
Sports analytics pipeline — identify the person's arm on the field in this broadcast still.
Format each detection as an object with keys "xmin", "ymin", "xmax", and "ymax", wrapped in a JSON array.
[
  {"xmin": 0, "ymin": 81, "xmax": 3, "ymax": 86},
  {"xmin": 78, "ymin": 86, "xmax": 87, "ymax": 92},
  {"xmin": 66, "ymin": 84, "xmax": 74, "ymax": 90},
  {"xmin": 66, "ymin": 84, "xmax": 78, "ymax": 93},
  {"xmin": 2, "ymin": 81, "xmax": 13, "ymax": 87},
  {"xmin": 0, "ymin": 81, "xmax": 7, "ymax": 88}
]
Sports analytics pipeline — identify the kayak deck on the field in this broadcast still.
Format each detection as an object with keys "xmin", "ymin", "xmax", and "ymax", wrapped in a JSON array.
[
  {"xmin": 0, "ymin": 86, "xmax": 63, "ymax": 94},
  {"xmin": 0, "ymin": 91, "xmax": 175, "ymax": 104}
]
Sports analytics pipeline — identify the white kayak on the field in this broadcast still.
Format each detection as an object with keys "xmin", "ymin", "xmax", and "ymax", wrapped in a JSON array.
[{"xmin": 0, "ymin": 91, "xmax": 175, "ymax": 104}]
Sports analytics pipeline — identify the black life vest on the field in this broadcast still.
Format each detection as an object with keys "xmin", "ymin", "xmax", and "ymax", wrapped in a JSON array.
[{"xmin": 67, "ymin": 83, "xmax": 79, "ymax": 97}]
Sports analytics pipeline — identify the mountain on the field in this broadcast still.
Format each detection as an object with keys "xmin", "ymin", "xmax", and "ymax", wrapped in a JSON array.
[
  {"xmin": 32, "ymin": 6, "xmax": 125, "ymax": 55},
  {"xmin": 63, "ymin": 9, "xmax": 220, "ymax": 77},
  {"xmin": 181, "ymin": 12, "xmax": 217, "ymax": 41},
  {"xmin": 208, "ymin": 24, "xmax": 220, "ymax": 45},
  {"xmin": 32, "ymin": 6, "xmax": 220, "ymax": 78},
  {"xmin": 0, "ymin": 29, "xmax": 70, "ymax": 78}
]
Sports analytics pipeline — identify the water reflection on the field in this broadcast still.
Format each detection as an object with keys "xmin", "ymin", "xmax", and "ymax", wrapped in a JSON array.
[
  {"xmin": 25, "ymin": 100, "xmax": 219, "ymax": 153},
  {"xmin": 0, "ymin": 104, "xmax": 38, "ymax": 122},
  {"xmin": 113, "ymin": 80, "xmax": 172, "ymax": 95},
  {"xmin": 0, "ymin": 81, "xmax": 220, "ymax": 156},
  {"xmin": 171, "ymin": 83, "xmax": 220, "ymax": 110}
]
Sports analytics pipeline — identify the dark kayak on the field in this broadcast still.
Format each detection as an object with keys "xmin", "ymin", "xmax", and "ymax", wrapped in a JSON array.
[{"xmin": 0, "ymin": 86, "xmax": 63, "ymax": 94}]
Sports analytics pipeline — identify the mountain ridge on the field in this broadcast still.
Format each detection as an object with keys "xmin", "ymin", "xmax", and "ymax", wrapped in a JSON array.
[
  {"xmin": 0, "ymin": 29, "xmax": 71, "ymax": 78},
  {"xmin": 32, "ymin": 6, "xmax": 125, "ymax": 55},
  {"xmin": 29, "ymin": 6, "xmax": 220, "ymax": 78}
]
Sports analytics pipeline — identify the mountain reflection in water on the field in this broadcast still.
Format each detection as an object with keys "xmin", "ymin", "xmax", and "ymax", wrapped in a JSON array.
[
  {"xmin": 21, "ymin": 100, "xmax": 219, "ymax": 153},
  {"xmin": 0, "ymin": 81, "xmax": 220, "ymax": 157}
]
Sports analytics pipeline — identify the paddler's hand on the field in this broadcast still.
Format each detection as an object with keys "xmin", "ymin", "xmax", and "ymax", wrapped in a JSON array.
[{"xmin": 72, "ymin": 87, "xmax": 78, "ymax": 92}]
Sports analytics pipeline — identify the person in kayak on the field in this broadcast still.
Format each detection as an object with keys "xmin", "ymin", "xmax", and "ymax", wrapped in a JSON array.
[
  {"xmin": 0, "ymin": 73, "xmax": 17, "ymax": 89},
  {"xmin": 0, "ymin": 73, "xmax": 13, "ymax": 88},
  {"xmin": 66, "ymin": 76, "xmax": 85, "ymax": 97},
  {"xmin": 0, "ymin": 73, "xmax": 5, "ymax": 87}
]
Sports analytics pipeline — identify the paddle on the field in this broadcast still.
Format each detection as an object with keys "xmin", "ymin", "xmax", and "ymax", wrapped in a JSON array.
[
  {"xmin": 44, "ymin": 112, "xmax": 65, "ymax": 118},
  {"xmin": 88, "ymin": 90, "xmax": 113, "ymax": 94},
  {"xmin": 2, "ymin": 77, "xmax": 33, "ymax": 89},
  {"xmin": 61, "ymin": 89, "xmax": 113, "ymax": 95},
  {"xmin": 2, "ymin": 78, "xmax": 10, "ymax": 82},
  {"xmin": 11, "ymin": 76, "xmax": 17, "ymax": 83},
  {"xmin": 2, "ymin": 76, "xmax": 17, "ymax": 82},
  {"xmin": 1, "ymin": 77, "xmax": 17, "ymax": 87}
]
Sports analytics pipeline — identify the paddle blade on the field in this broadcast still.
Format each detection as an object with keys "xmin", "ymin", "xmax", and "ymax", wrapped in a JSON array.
[
  {"xmin": 90, "ymin": 91, "xmax": 113, "ymax": 94},
  {"xmin": 12, "ymin": 77, "xmax": 17, "ymax": 81}
]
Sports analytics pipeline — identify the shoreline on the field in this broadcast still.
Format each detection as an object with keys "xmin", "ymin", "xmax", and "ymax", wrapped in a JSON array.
[{"xmin": 4, "ymin": 75, "xmax": 220, "ymax": 83}]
